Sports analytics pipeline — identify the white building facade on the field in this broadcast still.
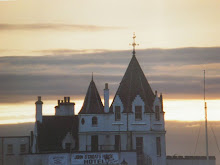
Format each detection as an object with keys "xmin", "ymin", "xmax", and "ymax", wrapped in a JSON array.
[{"xmin": 78, "ymin": 54, "xmax": 166, "ymax": 165}]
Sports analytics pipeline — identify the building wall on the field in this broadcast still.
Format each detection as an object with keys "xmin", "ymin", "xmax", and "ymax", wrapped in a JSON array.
[
  {"xmin": 78, "ymin": 94, "xmax": 166, "ymax": 165},
  {"xmin": 0, "ymin": 136, "xmax": 30, "ymax": 165},
  {"xmin": 167, "ymin": 156, "xmax": 216, "ymax": 165},
  {"xmin": 24, "ymin": 152, "xmax": 137, "ymax": 165}
]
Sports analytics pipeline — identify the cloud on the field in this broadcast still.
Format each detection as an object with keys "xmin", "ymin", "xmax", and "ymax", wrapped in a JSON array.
[
  {"xmin": 0, "ymin": 47, "xmax": 220, "ymax": 103},
  {"xmin": 0, "ymin": 23, "xmax": 123, "ymax": 31}
]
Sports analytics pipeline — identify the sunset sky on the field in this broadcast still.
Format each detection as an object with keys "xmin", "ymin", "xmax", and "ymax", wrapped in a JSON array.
[{"xmin": 0, "ymin": 0, "xmax": 220, "ymax": 124}]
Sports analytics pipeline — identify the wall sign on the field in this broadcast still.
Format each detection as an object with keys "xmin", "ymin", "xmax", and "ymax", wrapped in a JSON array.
[
  {"xmin": 49, "ymin": 154, "xmax": 68, "ymax": 165},
  {"xmin": 71, "ymin": 153, "xmax": 119, "ymax": 165}
]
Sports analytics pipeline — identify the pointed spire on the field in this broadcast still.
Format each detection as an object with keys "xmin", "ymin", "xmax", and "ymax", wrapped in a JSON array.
[
  {"xmin": 110, "ymin": 55, "xmax": 154, "ymax": 113},
  {"xmin": 79, "ymin": 78, "xmax": 104, "ymax": 114}
]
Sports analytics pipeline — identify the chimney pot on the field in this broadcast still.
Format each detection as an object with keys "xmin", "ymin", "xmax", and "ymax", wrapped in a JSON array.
[
  {"xmin": 155, "ymin": 90, "xmax": 157, "ymax": 96},
  {"xmin": 68, "ymin": 97, "xmax": 70, "ymax": 103},
  {"xmin": 105, "ymin": 83, "xmax": 108, "ymax": 90},
  {"xmin": 64, "ymin": 97, "xmax": 67, "ymax": 103},
  {"xmin": 38, "ymin": 96, "xmax": 41, "ymax": 101},
  {"xmin": 58, "ymin": 100, "xmax": 60, "ymax": 105}
]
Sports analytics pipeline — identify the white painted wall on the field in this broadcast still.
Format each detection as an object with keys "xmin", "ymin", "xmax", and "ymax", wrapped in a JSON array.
[
  {"xmin": 78, "ymin": 94, "xmax": 166, "ymax": 165},
  {"xmin": 24, "ymin": 152, "xmax": 137, "ymax": 165}
]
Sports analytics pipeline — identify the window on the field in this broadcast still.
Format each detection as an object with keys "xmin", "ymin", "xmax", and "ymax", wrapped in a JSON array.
[
  {"xmin": 115, "ymin": 135, "xmax": 121, "ymax": 151},
  {"xmin": 155, "ymin": 106, "xmax": 160, "ymax": 121},
  {"xmin": 92, "ymin": 117, "xmax": 98, "ymax": 126},
  {"xmin": 81, "ymin": 118, "xmax": 85, "ymax": 125},
  {"xmin": 115, "ymin": 106, "xmax": 121, "ymax": 121},
  {"xmin": 136, "ymin": 137, "xmax": 143, "ymax": 164},
  {"xmin": 65, "ymin": 143, "xmax": 71, "ymax": 151},
  {"xmin": 20, "ymin": 144, "xmax": 26, "ymax": 153},
  {"xmin": 135, "ymin": 106, "xmax": 142, "ymax": 120},
  {"xmin": 91, "ymin": 135, "xmax": 98, "ymax": 151},
  {"xmin": 156, "ymin": 137, "xmax": 161, "ymax": 156},
  {"xmin": 7, "ymin": 144, "xmax": 13, "ymax": 154}
]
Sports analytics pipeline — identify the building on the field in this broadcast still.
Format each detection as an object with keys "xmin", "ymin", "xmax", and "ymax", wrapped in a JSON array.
[
  {"xmin": 166, "ymin": 156, "xmax": 216, "ymax": 165},
  {"xmin": 1, "ymin": 35, "xmax": 216, "ymax": 165},
  {"xmin": 78, "ymin": 54, "xmax": 166, "ymax": 165},
  {"xmin": 30, "ymin": 34, "xmax": 166, "ymax": 165},
  {"xmin": 32, "ymin": 96, "xmax": 79, "ymax": 153},
  {"xmin": 0, "ymin": 136, "xmax": 30, "ymax": 165}
]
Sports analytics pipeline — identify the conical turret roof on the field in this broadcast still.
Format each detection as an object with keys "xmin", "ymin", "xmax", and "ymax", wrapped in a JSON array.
[
  {"xmin": 110, "ymin": 55, "xmax": 155, "ymax": 113},
  {"xmin": 79, "ymin": 78, "xmax": 104, "ymax": 114}
]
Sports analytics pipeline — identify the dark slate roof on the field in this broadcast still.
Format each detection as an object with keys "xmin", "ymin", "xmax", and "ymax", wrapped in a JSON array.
[
  {"xmin": 37, "ymin": 116, "xmax": 78, "ymax": 152},
  {"xmin": 79, "ymin": 79, "xmax": 104, "ymax": 114},
  {"xmin": 110, "ymin": 55, "xmax": 155, "ymax": 113}
]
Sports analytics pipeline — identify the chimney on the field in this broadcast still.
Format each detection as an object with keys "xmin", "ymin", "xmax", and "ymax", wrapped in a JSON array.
[
  {"xmin": 104, "ymin": 83, "xmax": 109, "ymax": 113},
  {"xmin": 68, "ymin": 97, "xmax": 70, "ymax": 103},
  {"xmin": 160, "ymin": 93, "xmax": 163, "ymax": 112},
  {"xmin": 35, "ymin": 96, "xmax": 43, "ymax": 123},
  {"xmin": 64, "ymin": 97, "xmax": 67, "ymax": 103}
]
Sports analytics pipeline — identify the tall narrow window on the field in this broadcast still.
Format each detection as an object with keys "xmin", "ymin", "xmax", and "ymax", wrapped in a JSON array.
[
  {"xmin": 115, "ymin": 135, "xmax": 121, "ymax": 151},
  {"xmin": 136, "ymin": 137, "xmax": 143, "ymax": 164},
  {"xmin": 156, "ymin": 137, "xmax": 161, "ymax": 156},
  {"xmin": 91, "ymin": 135, "xmax": 98, "ymax": 151},
  {"xmin": 115, "ymin": 106, "xmax": 121, "ymax": 121},
  {"xmin": 135, "ymin": 106, "xmax": 142, "ymax": 120},
  {"xmin": 92, "ymin": 116, "xmax": 98, "ymax": 126},
  {"xmin": 155, "ymin": 106, "xmax": 160, "ymax": 121},
  {"xmin": 20, "ymin": 144, "xmax": 26, "ymax": 153},
  {"xmin": 7, "ymin": 144, "xmax": 13, "ymax": 154}
]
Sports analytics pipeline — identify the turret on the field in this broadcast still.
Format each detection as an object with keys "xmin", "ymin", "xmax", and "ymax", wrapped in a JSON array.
[
  {"xmin": 35, "ymin": 96, "xmax": 43, "ymax": 123},
  {"xmin": 104, "ymin": 83, "xmax": 109, "ymax": 113}
]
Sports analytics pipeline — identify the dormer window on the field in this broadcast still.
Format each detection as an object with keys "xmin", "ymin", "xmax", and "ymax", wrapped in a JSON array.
[
  {"xmin": 115, "ymin": 106, "xmax": 121, "ymax": 121},
  {"xmin": 155, "ymin": 106, "xmax": 160, "ymax": 121},
  {"xmin": 135, "ymin": 106, "xmax": 142, "ymax": 120},
  {"xmin": 92, "ymin": 116, "xmax": 98, "ymax": 126}
]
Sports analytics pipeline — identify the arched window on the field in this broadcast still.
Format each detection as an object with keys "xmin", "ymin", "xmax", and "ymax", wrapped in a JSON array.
[{"xmin": 92, "ymin": 117, "xmax": 98, "ymax": 126}]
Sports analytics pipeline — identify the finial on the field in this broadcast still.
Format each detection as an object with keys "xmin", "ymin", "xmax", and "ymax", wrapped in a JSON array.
[{"xmin": 129, "ymin": 32, "xmax": 139, "ymax": 56}]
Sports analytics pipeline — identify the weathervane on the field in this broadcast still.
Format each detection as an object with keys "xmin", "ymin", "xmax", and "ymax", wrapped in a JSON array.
[{"xmin": 130, "ymin": 32, "xmax": 139, "ymax": 56}]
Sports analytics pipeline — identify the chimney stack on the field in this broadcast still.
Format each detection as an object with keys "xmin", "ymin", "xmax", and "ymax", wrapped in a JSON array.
[
  {"xmin": 104, "ymin": 83, "xmax": 109, "ymax": 113},
  {"xmin": 35, "ymin": 96, "xmax": 43, "ymax": 123}
]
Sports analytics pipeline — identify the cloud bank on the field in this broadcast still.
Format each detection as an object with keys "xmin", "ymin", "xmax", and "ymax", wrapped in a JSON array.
[
  {"xmin": 0, "ymin": 47, "xmax": 219, "ymax": 103},
  {"xmin": 0, "ymin": 23, "xmax": 122, "ymax": 31}
]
